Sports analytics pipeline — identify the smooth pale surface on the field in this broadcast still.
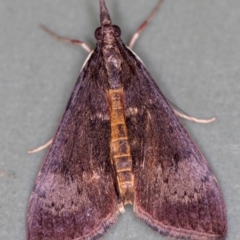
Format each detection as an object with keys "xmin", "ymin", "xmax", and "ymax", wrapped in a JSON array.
[{"xmin": 0, "ymin": 0, "xmax": 239, "ymax": 239}]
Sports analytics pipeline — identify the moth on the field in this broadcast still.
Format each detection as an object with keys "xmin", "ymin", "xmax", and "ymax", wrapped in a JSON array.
[{"xmin": 27, "ymin": 0, "xmax": 227, "ymax": 239}]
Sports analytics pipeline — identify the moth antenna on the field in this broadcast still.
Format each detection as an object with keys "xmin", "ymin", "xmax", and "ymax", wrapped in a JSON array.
[
  {"xmin": 40, "ymin": 25, "xmax": 92, "ymax": 53},
  {"xmin": 129, "ymin": 0, "xmax": 164, "ymax": 49}
]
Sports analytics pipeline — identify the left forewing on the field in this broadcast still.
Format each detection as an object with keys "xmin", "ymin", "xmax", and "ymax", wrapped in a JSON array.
[{"xmin": 121, "ymin": 48, "xmax": 227, "ymax": 240}]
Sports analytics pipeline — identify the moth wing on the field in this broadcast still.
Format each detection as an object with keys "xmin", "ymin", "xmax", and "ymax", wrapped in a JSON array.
[
  {"xmin": 27, "ymin": 52, "xmax": 119, "ymax": 240},
  {"xmin": 122, "ymin": 49, "xmax": 227, "ymax": 239}
]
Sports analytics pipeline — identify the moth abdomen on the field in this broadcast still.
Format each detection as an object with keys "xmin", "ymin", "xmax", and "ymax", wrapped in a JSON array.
[{"xmin": 108, "ymin": 88, "xmax": 134, "ymax": 205}]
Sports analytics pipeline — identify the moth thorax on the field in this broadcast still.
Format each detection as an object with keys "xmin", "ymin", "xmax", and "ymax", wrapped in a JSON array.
[{"xmin": 102, "ymin": 46, "xmax": 122, "ymax": 86}]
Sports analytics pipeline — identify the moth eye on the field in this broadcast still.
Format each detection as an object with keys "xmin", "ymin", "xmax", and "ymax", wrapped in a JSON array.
[
  {"xmin": 94, "ymin": 27, "xmax": 102, "ymax": 40},
  {"xmin": 113, "ymin": 25, "xmax": 121, "ymax": 37}
]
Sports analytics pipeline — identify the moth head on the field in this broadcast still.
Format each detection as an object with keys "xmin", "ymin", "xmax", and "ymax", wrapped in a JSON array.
[
  {"xmin": 94, "ymin": 25, "xmax": 121, "ymax": 41},
  {"xmin": 96, "ymin": 0, "xmax": 122, "ymax": 43}
]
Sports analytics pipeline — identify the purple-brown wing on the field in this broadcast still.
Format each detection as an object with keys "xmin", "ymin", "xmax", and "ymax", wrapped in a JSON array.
[
  {"xmin": 121, "ymin": 46, "xmax": 227, "ymax": 240},
  {"xmin": 27, "ymin": 50, "xmax": 120, "ymax": 240}
]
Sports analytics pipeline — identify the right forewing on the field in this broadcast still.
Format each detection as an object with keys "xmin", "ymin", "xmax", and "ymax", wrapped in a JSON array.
[{"xmin": 27, "ymin": 50, "xmax": 119, "ymax": 240}]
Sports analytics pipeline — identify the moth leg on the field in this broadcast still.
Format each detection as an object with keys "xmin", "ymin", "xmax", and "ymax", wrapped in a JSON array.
[
  {"xmin": 28, "ymin": 139, "xmax": 53, "ymax": 154},
  {"xmin": 173, "ymin": 109, "xmax": 216, "ymax": 123},
  {"xmin": 128, "ymin": 0, "xmax": 164, "ymax": 49},
  {"xmin": 40, "ymin": 25, "xmax": 92, "ymax": 53}
]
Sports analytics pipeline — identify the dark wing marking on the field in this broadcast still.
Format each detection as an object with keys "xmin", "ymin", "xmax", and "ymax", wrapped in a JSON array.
[
  {"xmin": 27, "ymin": 50, "xmax": 119, "ymax": 240},
  {"xmin": 120, "ymin": 45, "xmax": 227, "ymax": 240}
]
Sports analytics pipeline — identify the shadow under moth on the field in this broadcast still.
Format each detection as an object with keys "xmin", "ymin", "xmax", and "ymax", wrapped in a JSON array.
[{"xmin": 27, "ymin": 0, "xmax": 227, "ymax": 239}]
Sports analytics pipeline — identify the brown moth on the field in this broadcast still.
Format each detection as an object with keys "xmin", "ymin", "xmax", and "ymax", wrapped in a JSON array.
[{"xmin": 27, "ymin": 0, "xmax": 227, "ymax": 239}]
